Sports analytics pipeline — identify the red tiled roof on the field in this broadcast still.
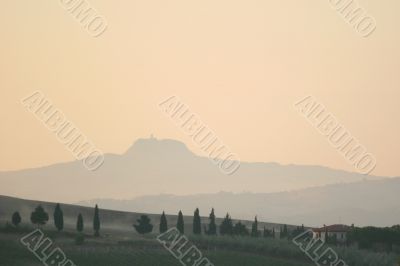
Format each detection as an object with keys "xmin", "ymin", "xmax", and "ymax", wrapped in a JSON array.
[{"xmin": 312, "ymin": 224, "xmax": 350, "ymax": 233}]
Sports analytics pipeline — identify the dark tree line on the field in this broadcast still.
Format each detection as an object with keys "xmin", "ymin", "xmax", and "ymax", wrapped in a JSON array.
[
  {"xmin": 6, "ymin": 204, "xmax": 400, "ymax": 251},
  {"xmin": 7, "ymin": 204, "xmax": 287, "ymax": 241},
  {"xmin": 6, "ymin": 204, "xmax": 100, "ymax": 238},
  {"xmin": 348, "ymin": 225, "xmax": 400, "ymax": 251},
  {"xmin": 133, "ymin": 208, "xmax": 281, "ymax": 239},
  {"xmin": 8, "ymin": 204, "xmax": 286, "ymax": 240}
]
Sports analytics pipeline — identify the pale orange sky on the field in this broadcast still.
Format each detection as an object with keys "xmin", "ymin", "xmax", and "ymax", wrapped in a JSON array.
[{"xmin": 0, "ymin": 0, "xmax": 399, "ymax": 176}]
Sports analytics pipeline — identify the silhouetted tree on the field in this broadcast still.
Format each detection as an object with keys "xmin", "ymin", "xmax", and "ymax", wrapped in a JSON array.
[
  {"xmin": 281, "ymin": 224, "xmax": 288, "ymax": 239},
  {"xmin": 233, "ymin": 221, "xmax": 249, "ymax": 236},
  {"xmin": 220, "ymin": 213, "xmax": 233, "ymax": 236},
  {"xmin": 53, "ymin": 203, "xmax": 64, "ymax": 232},
  {"xmin": 272, "ymin": 228, "xmax": 275, "ymax": 238},
  {"xmin": 324, "ymin": 226, "xmax": 329, "ymax": 243},
  {"xmin": 291, "ymin": 225, "xmax": 305, "ymax": 238},
  {"xmin": 207, "ymin": 208, "xmax": 217, "ymax": 236},
  {"xmin": 31, "ymin": 205, "xmax": 49, "ymax": 228},
  {"xmin": 134, "ymin": 215, "xmax": 153, "ymax": 234},
  {"xmin": 263, "ymin": 226, "xmax": 272, "ymax": 238},
  {"xmin": 12, "ymin": 212, "xmax": 21, "ymax": 227},
  {"xmin": 77, "ymin": 213, "xmax": 84, "ymax": 233},
  {"xmin": 193, "ymin": 208, "xmax": 201, "ymax": 235},
  {"xmin": 177, "ymin": 211, "xmax": 184, "ymax": 234},
  {"xmin": 93, "ymin": 204, "xmax": 100, "ymax": 237},
  {"xmin": 251, "ymin": 216, "xmax": 259, "ymax": 237},
  {"xmin": 159, "ymin": 211, "xmax": 168, "ymax": 233}
]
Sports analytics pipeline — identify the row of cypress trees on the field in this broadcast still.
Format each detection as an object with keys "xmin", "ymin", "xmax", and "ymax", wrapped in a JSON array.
[
  {"xmin": 155, "ymin": 209, "xmax": 289, "ymax": 238},
  {"xmin": 7, "ymin": 204, "xmax": 101, "ymax": 236},
  {"xmin": 8, "ymin": 204, "xmax": 300, "ymax": 239},
  {"xmin": 155, "ymin": 208, "xmax": 216, "ymax": 235},
  {"xmin": 52, "ymin": 203, "xmax": 100, "ymax": 236}
]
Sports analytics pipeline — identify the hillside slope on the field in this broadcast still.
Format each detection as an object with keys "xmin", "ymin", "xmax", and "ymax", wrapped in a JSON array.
[{"xmin": 79, "ymin": 177, "xmax": 400, "ymax": 227}]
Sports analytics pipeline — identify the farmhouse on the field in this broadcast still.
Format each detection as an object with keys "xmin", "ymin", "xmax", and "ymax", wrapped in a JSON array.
[{"xmin": 312, "ymin": 224, "xmax": 350, "ymax": 243}]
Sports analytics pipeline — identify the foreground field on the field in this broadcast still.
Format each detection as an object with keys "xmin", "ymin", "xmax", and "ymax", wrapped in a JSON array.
[
  {"xmin": 0, "ymin": 196, "xmax": 398, "ymax": 266},
  {"xmin": 0, "ymin": 227, "xmax": 312, "ymax": 266},
  {"xmin": 0, "ymin": 225, "xmax": 398, "ymax": 266}
]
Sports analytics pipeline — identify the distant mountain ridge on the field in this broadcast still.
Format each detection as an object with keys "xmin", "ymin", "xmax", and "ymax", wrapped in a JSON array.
[
  {"xmin": 78, "ymin": 177, "xmax": 400, "ymax": 227},
  {"xmin": 0, "ymin": 137, "xmax": 387, "ymax": 203}
]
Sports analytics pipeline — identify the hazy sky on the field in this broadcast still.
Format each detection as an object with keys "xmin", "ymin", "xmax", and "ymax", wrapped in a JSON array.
[{"xmin": 0, "ymin": 0, "xmax": 399, "ymax": 177}]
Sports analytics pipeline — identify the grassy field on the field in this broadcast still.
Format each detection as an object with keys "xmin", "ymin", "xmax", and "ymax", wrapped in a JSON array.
[
  {"xmin": 1, "ymin": 224, "xmax": 398, "ymax": 266},
  {"xmin": 0, "ymin": 225, "xmax": 313, "ymax": 266},
  {"xmin": 0, "ymin": 196, "xmax": 399, "ymax": 266}
]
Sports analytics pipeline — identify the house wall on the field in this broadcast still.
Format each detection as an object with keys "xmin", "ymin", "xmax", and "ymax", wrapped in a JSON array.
[{"xmin": 313, "ymin": 231, "xmax": 347, "ymax": 243}]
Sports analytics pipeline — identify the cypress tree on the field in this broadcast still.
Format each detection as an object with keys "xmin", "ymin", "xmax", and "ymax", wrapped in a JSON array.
[
  {"xmin": 177, "ymin": 211, "xmax": 184, "ymax": 234},
  {"xmin": 263, "ymin": 226, "xmax": 269, "ymax": 238},
  {"xmin": 325, "ymin": 226, "xmax": 329, "ymax": 243},
  {"xmin": 159, "ymin": 211, "xmax": 168, "ymax": 233},
  {"xmin": 207, "ymin": 208, "xmax": 217, "ymax": 235},
  {"xmin": 12, "ymin": 212, "xmax": 21, "ymax": 227},
  {"xmin": 193, "ymin": 208, "xmax": 201, "ymax": 235},
  {"xmin": 272, "ymin": 228, "xmax": 275, "ymax": 239},
  {"xmin": 233, "ymin": 221, "xmax": 249, "ymax": 236},
  {"xmin": 93, "ymin": 204, "xmax": 100, "ymax": 237},
  {"xmin": 251, "ymin": 216, "xmax": 258, "ymax": 237},
  {"xmin": 77, "ymin": 213, "xmax": 84, "ymax": 232},
  {"xmin": 54, "ymin": 203, "xmax": 64, "ymax": 232},
  {"xmin": 283, "ymin": 224, "xmax": 288, "ymax": 239},
  {"xmin": 219, "ymin": 213, "xmax": 233, "ymax": 236}
]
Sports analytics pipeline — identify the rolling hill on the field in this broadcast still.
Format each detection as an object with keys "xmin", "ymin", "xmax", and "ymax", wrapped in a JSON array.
[{"xmin": 78, "ymin": 177, "xmax": 400, "ymax": 227}]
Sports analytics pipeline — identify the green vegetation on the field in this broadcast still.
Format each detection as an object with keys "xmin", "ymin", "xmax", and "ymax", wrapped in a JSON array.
[
  {"xmin": 133, "ymin": 215, "xmax": 153, "ymax": 234},
  {"xmin": 1, "ymin": 204, "xmax": 400, "ymax": 266},
  {"xmin": 233, "ymin": 221, "xmax": 249, "ymax": 236},
  {"xmin": 251, "ymin": 216, "xmax": 259, "ymax": 237},
  {"xmin": 348, "ymin": 225, "xmax": 400, "ymax": 251},
  {"xmin": 193, "ymin": 208, "xmax": 201, "ymax": 235},
  {"xmin": 12, "ymin": 212, "xmax": 21, "ymax": 227},
  {"xmin": 93, "ymin": 204, "xmax": 100, "ymax": 237},
  {"xmin": 74, "ymin": 233, "xmax": 85, "ymax": 245},
  {"xmin": 206, "ymin": 208, "xmax": 217, "ymax": 236},
  {"xmin": 53, "ymin": 203, "xmax": 64, "ymax": 232},
  {"xmin": 76, "ymin": 213, "xmax": 84, "ymax": 233},
  {"xmin": 176, "ymin": 210, "xmax": 184, "ymax": 234},
  {"xmin": 0, "ymin": 226, "xmax": 313, "ymax": 266},
  {"xmin": 30, "ymin": 205, "xmax": 49, "ymax": 227},
  {"xmin": 280, "ymin": 224, "xmax": 288, "ymax": 239},
  {"xmin": 220, "ymin": 213, "xmax": 234, "ymax": 235},
  {"xmin": 159, "ymin": 211, "xmax": 168, "ymax": 233}
]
